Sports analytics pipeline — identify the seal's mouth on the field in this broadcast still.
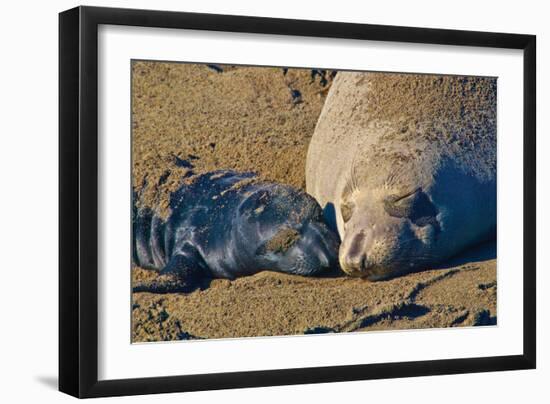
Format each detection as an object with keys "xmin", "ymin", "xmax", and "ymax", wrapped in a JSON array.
[
  {"xmin": 338, "ymin": 227, "xmax": 413, "ymax": 280},
  {"xmin": 340, "ymin": 261, "xmax": 399, "ymax": 281},
  {"xmin": 339, "ymin": 234, "xmax": 434, "ymax": 281}
]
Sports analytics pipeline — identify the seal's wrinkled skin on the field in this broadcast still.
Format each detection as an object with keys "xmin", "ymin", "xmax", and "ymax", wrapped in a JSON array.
[
  {"xmin": 306, "ymin": 72, "xmax": 496, "ymax": 280},
  {"xmin": 133, "ymin": 171, "xmax": 339, "ymax": 293}
]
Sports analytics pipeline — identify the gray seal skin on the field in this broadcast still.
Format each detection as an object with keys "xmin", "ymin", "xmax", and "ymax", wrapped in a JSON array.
[
  {"xmin": 306, "ymin": 72, "xmax": 496, "ymax": 280},
  {"xmin": 133, "ymin": 170, "xmax": 339, "ymax": 293}
]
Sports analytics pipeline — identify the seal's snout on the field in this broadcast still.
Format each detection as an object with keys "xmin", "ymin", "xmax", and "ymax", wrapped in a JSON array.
[
  {"xmin": 339, "ymin": 232, "xmax": 366, "ymax": 276},
  {"xmin": 340, "ymin": 253, "xmax": 366, "ymax": 277},
  {"xmin": 282, "ymin": 222, "xmax": 339, "ymax": 276},
  {"xmin": 299, "ymin": 222, "xmax": 339, "ymax": 269},
  {"xmin": 339, "ymin": 226, "xmax": 399, "ymax": 280},
  {"xmin": 339, "ymin": 230, "xmax": 369, "ymax": 277}
]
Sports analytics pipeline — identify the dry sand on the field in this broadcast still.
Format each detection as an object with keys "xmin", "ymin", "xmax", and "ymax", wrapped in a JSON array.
[{"xmin": 131, "ymin": 61, "xmax": 497, "ymax": 342}]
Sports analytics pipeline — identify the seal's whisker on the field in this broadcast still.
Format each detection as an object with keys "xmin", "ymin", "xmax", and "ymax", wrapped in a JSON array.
[{"xmin": 350, "ymin": 148, "xmax": 361, "ymax": 193}]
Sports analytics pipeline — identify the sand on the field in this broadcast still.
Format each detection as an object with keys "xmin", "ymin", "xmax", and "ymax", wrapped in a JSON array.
[
  {"xmin": 131, "ymin": 61, "xmax": 497, "ymax": 342},
  {"xmin": 132, "ymin": 61, "xmax": 334, "ymax": 217}
]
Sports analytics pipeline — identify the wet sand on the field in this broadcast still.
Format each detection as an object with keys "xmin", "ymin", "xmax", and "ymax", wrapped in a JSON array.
[{"xmin": 131, "ymin": 61, "xmax": 497, "ymax": 342}]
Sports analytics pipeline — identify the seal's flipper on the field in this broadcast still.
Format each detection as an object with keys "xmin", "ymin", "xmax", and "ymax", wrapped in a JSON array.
[{"xmin": 132, "ymin": 244, "xmax": 207, "ymax": 293}]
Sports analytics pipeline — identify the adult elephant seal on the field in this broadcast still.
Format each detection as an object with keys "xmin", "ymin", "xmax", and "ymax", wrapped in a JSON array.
[
  {"xmin": 133, "ymin": 170, "xmax": 339, "ymax": 293},
  {"xmin": 306, "ymin": 72, "xmax": 496, "ymax": 280}
]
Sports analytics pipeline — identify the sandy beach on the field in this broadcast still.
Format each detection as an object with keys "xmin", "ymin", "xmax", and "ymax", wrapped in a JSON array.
[{"xmin": 131, "ymin": 61, "xmax": 497, "ymax": 342}]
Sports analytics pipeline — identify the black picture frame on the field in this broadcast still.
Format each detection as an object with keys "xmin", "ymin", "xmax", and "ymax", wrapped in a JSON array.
[{"xmin": 59, "ymin": 5, "xmax": 536, "ymax": 398}]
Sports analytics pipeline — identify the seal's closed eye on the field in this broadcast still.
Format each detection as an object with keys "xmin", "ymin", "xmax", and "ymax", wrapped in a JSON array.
[
  {"xmin": 256, "ymin": 227, "xmax": 300, "ymax": 255},
  {"xmin": 384, "ymin": 188, "xmax": 439, "ymax": 229},
  {"xmin": 341, "ymin": 201, "xmax": 355, "ymax": 223}
]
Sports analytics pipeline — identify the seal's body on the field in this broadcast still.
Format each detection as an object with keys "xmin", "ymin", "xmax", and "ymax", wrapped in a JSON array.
[
  {"xmin": 306, "ymin": 72, "xmax": 496, "ymax": 280},
  {"xmin": 133, "ymin": 170, "xmax": 339, "ymax": 292}
]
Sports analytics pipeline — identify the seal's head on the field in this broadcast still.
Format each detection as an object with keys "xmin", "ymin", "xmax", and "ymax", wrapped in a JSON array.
[
  {"xmin": 306, "ymin": 72, "xmax": 497, "ymax": 280},
  {"xmin": 235, "ymin": 183, "xmax": 340, "ymax": 276},
  {"xmin": 338, "ymin": 184, "xmax": 441, "ymax": 280}
]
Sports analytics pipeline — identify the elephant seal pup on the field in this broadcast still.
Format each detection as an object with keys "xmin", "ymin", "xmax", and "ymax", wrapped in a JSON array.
[
  {"xmin": 133, "ymin": 170, "xmax": 339, "ymax": 293},
  {"xmin": 306, "ymin": 72, "xmax": 496, "ymax": 280}
]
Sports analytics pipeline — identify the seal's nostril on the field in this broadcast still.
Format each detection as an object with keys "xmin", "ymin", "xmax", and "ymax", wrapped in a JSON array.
[{"xmin": 345, "ymin": 252, "xmax": 366, "ymax": 271}]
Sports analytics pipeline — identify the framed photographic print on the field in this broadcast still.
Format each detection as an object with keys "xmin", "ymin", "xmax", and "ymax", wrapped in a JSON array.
[{"xmin": 59, "ymin": 6, "xmax": 536, "ymax": 398}]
